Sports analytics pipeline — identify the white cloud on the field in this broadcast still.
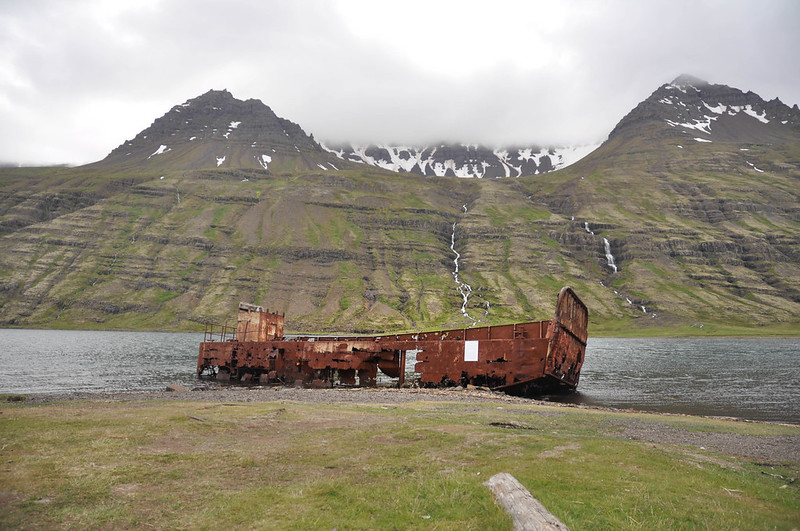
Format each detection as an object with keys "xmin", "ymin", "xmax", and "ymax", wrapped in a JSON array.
[
  {"xmin": 333, "ymin": 0, "xmax": 583, "ymax": 77},
  {"xmin": 1, "ymin": 0, "xmax": 799, "ymax": 165}
]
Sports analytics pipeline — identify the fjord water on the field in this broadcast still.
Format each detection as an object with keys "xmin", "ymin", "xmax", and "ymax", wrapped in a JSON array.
[
  {"xmin": 556, "ymin": 337, "xmax": 800, "ymax": 424},
  {"xmin": 0, "ymin": 329, "xmax": 201, "ymax": 394},
  {"xmin": 1, "ymin": 330, "xmax": 798, "ymax": 424}
]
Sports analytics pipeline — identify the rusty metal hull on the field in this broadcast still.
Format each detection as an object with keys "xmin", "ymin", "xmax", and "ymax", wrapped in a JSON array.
[{"xmin": 197, "ymin": 287, "xmax": 588, "ymax": 397}]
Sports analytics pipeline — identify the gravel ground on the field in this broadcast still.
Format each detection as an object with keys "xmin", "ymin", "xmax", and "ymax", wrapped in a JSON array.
[
  {"xmin": 20, "ymin": 385, "xmax": 537, "ymax": 407},
  {"xmin": 16, "ymin": 384, "xmax": 800, "ymax": 473},
  {"xmin": 618, "ymin": 421, "xmax": 800, "ymax": 465}
]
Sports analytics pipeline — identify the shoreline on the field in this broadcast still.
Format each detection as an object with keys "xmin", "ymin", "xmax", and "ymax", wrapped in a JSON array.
[
  {"xmin": 2, "ymin": 325, "xmax": 800, "ymax": 338},
  {"xmin": 14, "ymin": 384, "xmax": 800, "ymax": 426},
  {"xmin": 9, "ymin": 385, "xmax": 800, "ymax": 468}
]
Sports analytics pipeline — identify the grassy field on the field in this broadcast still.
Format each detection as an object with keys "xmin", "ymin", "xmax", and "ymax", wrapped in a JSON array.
[{"xmin": 1, "ymin": 394, "xmax": 798, "ymax": 530}]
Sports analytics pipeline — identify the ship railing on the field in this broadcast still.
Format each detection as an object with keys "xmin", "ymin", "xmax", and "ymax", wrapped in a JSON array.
[{"xmin": 203, "ymin": 320, "xmax": 237, "ymax": 342}]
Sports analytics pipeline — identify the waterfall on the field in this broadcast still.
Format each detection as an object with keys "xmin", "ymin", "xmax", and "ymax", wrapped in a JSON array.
[
  {"xmin": 585, "ymin": 221, "xmax": 653, "ymax": 317},
  {"xmin": 450, "ymin": 222, "xmax": 476, "ymax": 325},
  {"xmin": 603, "ymin": 237, "xmax": 618, "ymax": 273},
  {"xmin": 586, "ymin": 220, "xmax": 618, "ymax": 272}
]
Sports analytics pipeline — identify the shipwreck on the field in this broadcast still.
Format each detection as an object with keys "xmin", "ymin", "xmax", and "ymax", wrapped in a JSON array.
[{"xmin": 197, "ymin": 286, "xmax": 588, "ymax": 397}]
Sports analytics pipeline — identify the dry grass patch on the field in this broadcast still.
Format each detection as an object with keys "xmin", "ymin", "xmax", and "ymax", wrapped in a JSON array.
[{"xmin": 1, "ymin": 397, "xmax": 798, "ymax": 530}]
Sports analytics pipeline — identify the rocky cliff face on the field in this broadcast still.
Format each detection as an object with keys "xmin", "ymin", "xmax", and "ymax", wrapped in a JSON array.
[
  {"xmin": 526, "ymin": 75, "xmax": 800, "ymax": 329},
  {"xmin": 609, "ymin": 74, "xmax": 800, "ymax": 143},
  {"xmin": 1, "ymin": 76, "xmax": 799, "ymax": 333}
]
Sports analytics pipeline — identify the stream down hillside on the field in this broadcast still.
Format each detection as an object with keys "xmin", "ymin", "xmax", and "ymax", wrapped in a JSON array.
[
  {"xmin": 1, "ymin": 78, "xmax": 799, "ymax": 333},
  {"xmin": 1, "ymin": 162, "xmax": 798, "ymax": 334}
]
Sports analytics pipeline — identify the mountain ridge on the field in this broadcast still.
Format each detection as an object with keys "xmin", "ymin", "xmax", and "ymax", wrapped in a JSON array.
[
  {"xmin": 92, "ymin": 88, "xmax": 601, "ymax": 178},
  {"xmin": 0, "ymin": 75, "xmax": 798, "ymax": 334},
  {"xmin": 90, "ymin": 75, "xmax": 800, "ymax": 180},
  {"xmin": 321, "ymin": 142, "xmax": 600, "ymax": 178}
]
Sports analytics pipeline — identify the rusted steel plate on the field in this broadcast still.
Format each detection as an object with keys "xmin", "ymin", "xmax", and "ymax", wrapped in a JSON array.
[
  {"xmin": 237, "ymin": 302, "xmax": 284, "ymax": 342},
  {"xmin": 197, "ymin": 287, "xmax": 588, "ymax": 397}
]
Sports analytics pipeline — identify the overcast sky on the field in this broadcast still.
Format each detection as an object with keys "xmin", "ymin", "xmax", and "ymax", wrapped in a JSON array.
[{"xmin": 2, "ymin": 0, "xmax": 799, "ymax": 166}]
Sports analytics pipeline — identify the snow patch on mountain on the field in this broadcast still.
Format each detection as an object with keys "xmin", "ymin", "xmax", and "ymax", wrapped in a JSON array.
[
  {"xmin": 320, "ymin": 142, "xmax": 598, "ymax": 178},
  {"xmin": 257, "ymin": 154, "xmax": 271, "ymax": 170},
  {"xmin": 743, "ymin": 106, "xmax": 769, "ymax": 123},
  {"xmin": 656, "ymin": 76, "xmax": 800, "ymax": 142},
  {"xmin": 147, "ymin": 144, "xmax": 171, "ymax": 159}
]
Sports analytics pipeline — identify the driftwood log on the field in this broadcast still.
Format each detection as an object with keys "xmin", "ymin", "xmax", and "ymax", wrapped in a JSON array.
[{"xmin": 484, "ymin": 473, "xmax": 569, "ymax": 531}]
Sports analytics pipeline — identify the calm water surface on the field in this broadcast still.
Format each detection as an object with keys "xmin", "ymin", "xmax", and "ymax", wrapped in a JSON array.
[
  {"xmin": 554, "ymin": 337, "xmax": 800, "ymax": 424},
  {"xmin": 0, "ymin": 330, "xmax": 797, "ymax": 424},
  {"xmin": 0, "ymin": 329, "xmax": 201, "ymax": 394}
]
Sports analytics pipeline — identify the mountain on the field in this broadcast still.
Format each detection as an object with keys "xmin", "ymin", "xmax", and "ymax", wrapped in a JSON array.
[
  {"xmin": 95, "ymin": 88, "xmax": 599, "ymax": 179},
  {"xmin": 321, "ymin": 142, "xmax": 599, "ymax": 178},
  {"xmin": 609, "ymin": 74, "xmax": 800, "ymax": 144},
  {"xmin": 92, "ymin": 89, "xmax": 597, "ymax": 179},
  {"xmin": 0, "ymin": 76, "xmax": 798, "ymax": 335},
  {"xmin": 523, "ymin": 75, "xmax": 800, "ymax": 332},
  {"xmin": 94, "ymin": 89, "xmax": 342, "ymax": 173}
]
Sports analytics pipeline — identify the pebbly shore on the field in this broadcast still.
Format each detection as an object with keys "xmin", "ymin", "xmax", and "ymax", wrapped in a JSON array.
[{"xmin": 12, "ymin": 384, "xmax": 800, "ymax": 469}]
